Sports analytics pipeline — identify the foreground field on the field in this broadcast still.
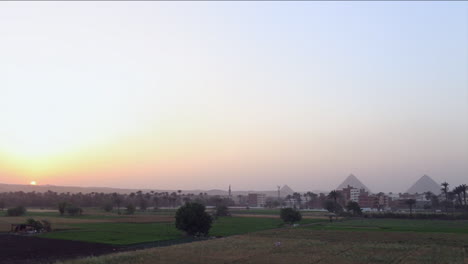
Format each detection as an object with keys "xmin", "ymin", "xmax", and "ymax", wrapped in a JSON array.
[
  {"xmin": 39, "ymin": 217, "xmax": 323, "ymax": 244},
  {"xmin": 56, "ymin": 227, "xmax": 468, "ymax": 264}
]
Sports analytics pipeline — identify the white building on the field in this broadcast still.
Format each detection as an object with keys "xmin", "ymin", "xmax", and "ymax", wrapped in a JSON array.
[{"xmin": 350, "ymin": 188, "xmax": 360, "ymax": 202}]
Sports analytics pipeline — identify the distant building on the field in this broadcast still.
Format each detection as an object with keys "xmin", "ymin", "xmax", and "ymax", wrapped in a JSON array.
[{"xmin": 248, "ymin": 193, "xmax": 266, "ymax": 207}]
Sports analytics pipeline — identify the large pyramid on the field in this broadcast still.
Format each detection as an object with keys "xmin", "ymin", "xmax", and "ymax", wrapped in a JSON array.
[
  {"xmin": 280, "ymin": 185, "xmax": 294, "ymax": 196},
  {"xmin": 336, "ymin": 174, "xmax": 371, "ymax": 192},
  {"xmin": 406, "ymin": 175, "xmax": 440, "ymax": 195}
]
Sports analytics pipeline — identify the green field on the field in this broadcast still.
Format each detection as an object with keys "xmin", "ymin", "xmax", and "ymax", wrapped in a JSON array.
[
  {"xmin": 57, "ymin": 225, "xmax": 468, "ymax": 264},
  {"xmin": 302, "ymin": 218, "xmax": 468, "ymax": 234},
  {"xmin": 39, "ymin": 217, "xmax": 321, "ymax": 245}
]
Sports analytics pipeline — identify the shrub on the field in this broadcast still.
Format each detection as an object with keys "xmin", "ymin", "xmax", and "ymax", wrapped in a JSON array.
[
  {"xmin": 58, "ymin": 202, "xmax": 68, "ymax": 216},
  {"xmin": 7, "ymin": 206, "xmax": 26, "ymax": 216},
  {"xmin": 125, "ymin": 204, "xmax": 136, "ymax": 215},
  {"xmin": 345, "ymin": 201, "xmax": 363, "ymax": 216},
  {"xmin": 214, "ymin": 205, "xmax": 231, "ymax": 217},
  {"xmin": 324, "ymin": 200, "xmax": 343, "ymax": 214},
  {"xmin": 280, "ymin": 208, "xmax": 302, "ymax": 224},
  {"xmin": 41, "ymin": 219, "xmax": 52, "ymax": 232},
  {"xmin": 102, "ymin": 203, "xmax": 113, "ymax": 212},
  {"xmin": 26, "ymin": 218, "xmax": 43, "ymax": 231},
  {"xmin": 66, "ymin": 205, "xmax": 83, "ymax": 216},
  {"xmin": 175, "ymin": 202, "xmax": 212, "ymax": 236}
]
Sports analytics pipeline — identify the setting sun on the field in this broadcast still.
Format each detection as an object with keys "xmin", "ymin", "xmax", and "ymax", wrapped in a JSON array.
[{"xmin": 30, "ymin": 181, "xmax": 37, "ymax": 186}]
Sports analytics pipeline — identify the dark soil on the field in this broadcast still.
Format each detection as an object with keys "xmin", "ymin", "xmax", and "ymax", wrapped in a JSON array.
[{"xmin": 0, "ymin": 234, "xmax": 122, "ymax": 264}]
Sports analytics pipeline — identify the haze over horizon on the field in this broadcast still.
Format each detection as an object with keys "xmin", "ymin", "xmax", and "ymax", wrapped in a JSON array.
[{"xmin": 1, "ymin": 2, "xmax": 467, "ymax": 193}]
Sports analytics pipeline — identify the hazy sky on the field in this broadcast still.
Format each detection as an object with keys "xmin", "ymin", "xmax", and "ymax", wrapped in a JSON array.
[{"xmin": 1, "ymin": 2, "xmax": 467, "ymax": 193}]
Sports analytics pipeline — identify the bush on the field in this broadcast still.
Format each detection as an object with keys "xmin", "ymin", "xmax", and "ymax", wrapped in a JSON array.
[
  {"xmin": 66, "ymin": 205, "xmax": 83, "ymax": 216},
  {"xmin": 345, "ymin": 201, "xmax": 363, "ymax": 216},
  {"xmin": 102, "ymin": 203, "xmax": 113, "ymax": 212},
  {"xmin": 175, "ymin": 202, "xmax": 212, "ymax": 236},
  {"xmin": 280, "ymin": 208, "xmax": 302, "ymax": 224},
  {"xmin": 324, "ymin": 200, "xmax": 343, "ymax": 214},
  {"xmin": 41, "ymin": 220, "xmax": 52, "ymax": 232},
  {"xmin": 125, "ymin": 204, "xmax": 136, "ymax": 215},
  {"xmin": 26, "ymin": 218, "xmax": 43, "ymax": 231},
  {"xmin": 58, "ymin": 202, "xmax": 68, "ymax": 216},
  {"xmin": 7, "ymin": 206, "xmax": 26, "ymax": 216},
  {"xmin": 214, "ymin": 205, "xmax": 231, "ymax": 217}
]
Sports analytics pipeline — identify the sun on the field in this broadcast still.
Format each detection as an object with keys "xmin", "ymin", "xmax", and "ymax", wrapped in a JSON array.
[{"xmin": 30, "ymin": 181, "xmax": 37, "ymax": 186}]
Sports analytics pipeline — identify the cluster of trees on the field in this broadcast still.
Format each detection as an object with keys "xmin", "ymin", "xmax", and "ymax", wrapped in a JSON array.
[
  {"xmin": 0, "ymin": 190, "xmax": 234, "ymax": 214},
  {"xmin": 6, "ymin": 206, "xmax": 26, "ymax": 216},
  {"xmin": 175, "ymin": 203, "xmax": 304, "ymax": 237},
  {"xmin": 418, "ymin": 182, "xmax": 467, "ymax": 213}
]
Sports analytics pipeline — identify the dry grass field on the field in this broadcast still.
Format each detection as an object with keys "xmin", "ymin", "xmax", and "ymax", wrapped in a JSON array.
[{"xmin": 56, "ymin": 227, "xmax": 468, "ymax": 264}]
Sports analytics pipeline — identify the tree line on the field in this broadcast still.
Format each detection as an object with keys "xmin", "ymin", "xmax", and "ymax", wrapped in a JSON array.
[{"xmin": 0, "ymin": 190, "xmax": 234, "ymax": 212}]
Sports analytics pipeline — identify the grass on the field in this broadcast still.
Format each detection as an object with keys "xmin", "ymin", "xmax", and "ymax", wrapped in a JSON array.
[
  {"xmin": 210, "ymin": 217, "xmax": 323, "ymax": 237},
  {"xmin": 301, "ymin": 218, "xmax": 468, "ymax": 234},
  {"xmin": 55, "ymin": 227, "xmax": 468, "ymax": 264},
  {"xmin": 40, "ymin": 222, "xmax": 182, "ymax": 245},
  {"xmin": 38, "ymin": 216, "xmax": 320, "ymax": 245}
]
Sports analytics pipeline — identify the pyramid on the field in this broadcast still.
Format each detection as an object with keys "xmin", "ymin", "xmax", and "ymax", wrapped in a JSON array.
[
  {"xmin": 280, "ymin": 185, "xmax": 294, "ymax": 196},
  {"xmin": 406, "ymin": 175, "xmax": 440, "ymax": 195},
  {"xmin": 336, "ymin": 174, "xmax": 371, "ymax": 192}
]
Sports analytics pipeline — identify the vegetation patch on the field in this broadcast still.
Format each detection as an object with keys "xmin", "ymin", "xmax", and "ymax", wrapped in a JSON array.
[{"xmin": 300, "ymin": 218, "xmax": 468, "ymax": 234}]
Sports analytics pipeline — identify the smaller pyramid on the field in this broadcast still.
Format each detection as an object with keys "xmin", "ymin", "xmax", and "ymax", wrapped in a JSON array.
[
  {"xmin": 336, "ymin": 174, "xmax": 371, "ymax": 192},
  {"xmin": 406, "ymin": 175, "xmax": 440, "ymax": 195},
  {"xmin": 280, "ymin": 185, "xmax": 294, "ymax": 196}
]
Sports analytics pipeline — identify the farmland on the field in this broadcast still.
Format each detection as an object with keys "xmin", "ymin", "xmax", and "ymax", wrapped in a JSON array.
[
  {"xmin": 1, "ymin": 209, "xmax": 467, "ymax": 264},
  {"xmin": 57, "ymin": 225, "xmax": 468, "ymax": 264}
]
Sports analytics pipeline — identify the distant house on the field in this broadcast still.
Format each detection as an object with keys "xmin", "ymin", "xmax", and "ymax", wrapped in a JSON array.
[{"xmin": 248, "ymin": 193, "xmax": 266, "ymax": 207}]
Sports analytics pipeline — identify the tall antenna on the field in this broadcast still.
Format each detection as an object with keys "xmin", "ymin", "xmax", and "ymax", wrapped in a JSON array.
[{"xmin": 277, "ymin": 185, "xmax": 281, "ymax": 200}]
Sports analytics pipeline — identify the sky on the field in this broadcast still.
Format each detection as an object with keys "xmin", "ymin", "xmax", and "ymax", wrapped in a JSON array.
[{"xmin": 0, "ymin": 2, "xmax": 467, "ymax": 193}]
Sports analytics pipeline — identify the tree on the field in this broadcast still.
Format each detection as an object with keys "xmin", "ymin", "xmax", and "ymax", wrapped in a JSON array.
[
  {"xmin": 125, "ymin": 204, "xmax": 136, "ymax": 215},
  {"xmin": 0, "ymin": 200, "xmax": 5, "ymax": 211},
  {"xmin": 425, "ymin": 192, "xmax": 439, "ymax": 212},
  {"xmin": 405, "ymin": 199, "xmax": 416, "ymax": 216},
  {"xmin": 112, "ymin": 193, "xmax": 123, "ymax": 214},
  {"xmin": 324, "ymin": 200, "xmax": 343, "ymax": 214},
  {"xmin": 175, "ymin": 202, "xmax": 212, "ymax": 236},
  {"xmin": 214, "ymin": 205, "xmax": 230, "ymax": 217},
  {"xmin": 460, "ymin": 184, "xmax": 467, "ymax": 206},
  {"xmin": 26, "ymin": 218, "xmax": 44, "ymax": 232},
  {"xmin": 280, "ymin": 208, "xmax": 302, "ymax": 224},
  {"xmin": 441, "ymin": 182, "xmax": 450, "ymax": 213},
  {"xmin": 66, "ymin": 205, "xmax": 83, "ymax": 216},
  {"xmin": 441, "ymin": 182, "xmax": 449, "ymax": 200},
  {"xmin": 7, "ymin": 206, "xmax": 26, "ymax": 216},
  {"xmin": 102, "ymin": 203, "xmax": 113, "ymax": 212},
  {"xmin": 346, "ymin": 201, "xmax": 362, "ymax": 215},
  {"xmin": 327, "ymin": 190, "xmax": 342, "ymax": 213},
  {"xmin": 58, "ymin": 201, "xmax": 68, "ymax": 216},
  {"xmin": 453, "ymin": 186, "xmax": 463, "ymax": 206}
]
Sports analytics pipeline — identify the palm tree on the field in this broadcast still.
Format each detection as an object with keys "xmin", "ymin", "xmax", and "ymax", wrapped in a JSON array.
[
  {"xmin": 307, "ymin": 192, "xmax": 318, "ymax": 209},
  {"xmin": 441, "ymin": 182, "xmax": 449, "ymax": 213},
  {"xmin": 453, "ymin": 186, "xmax": 463, "ymax": 206},
  {"xmin": 460, "ymin": 184, "xmax": 467, "ymax": 206},
  {"xmin": 327, "ymin": 190, "xmax": 341, "ymax": 213},
  {"xmin": 405, "ymin": 199, "xmax": 416, "ymax": 216},
  {"xmin": 112, "ymin": 193, "xmax": 123, "ymax": 214},
  {"xmin": 441, "ymin": 182, "xmax": 449, "ymax": 200}
]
